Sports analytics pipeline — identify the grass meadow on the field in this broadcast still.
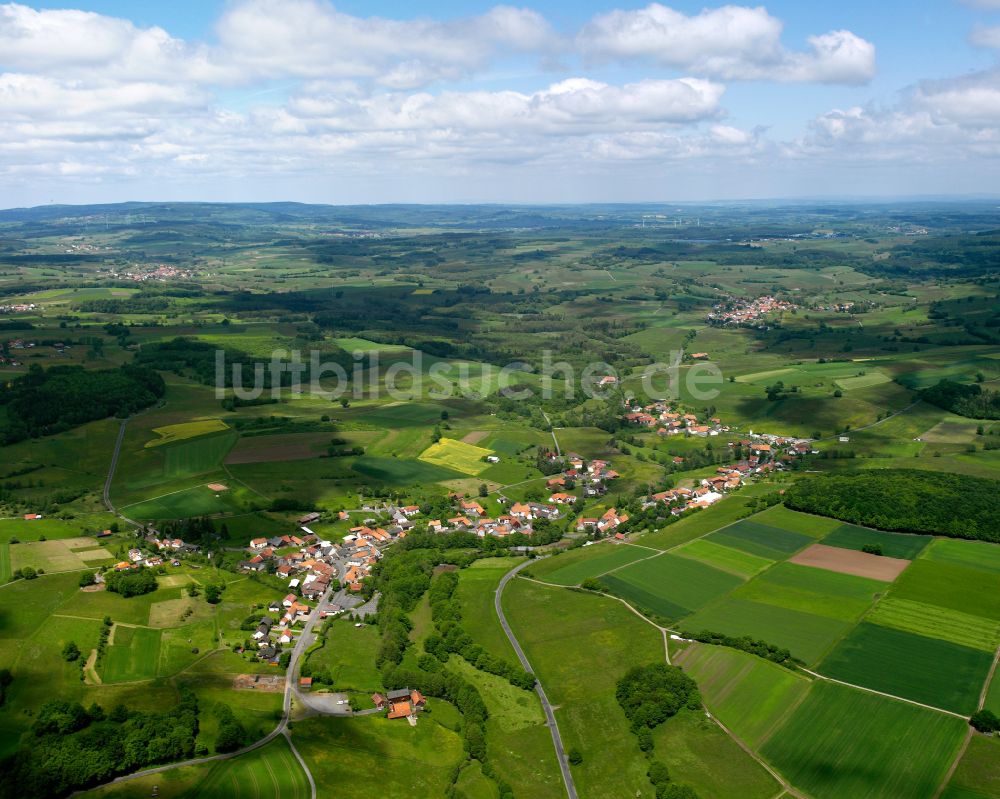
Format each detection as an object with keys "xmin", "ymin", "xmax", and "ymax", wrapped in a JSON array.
[{"xmin": 503, "ymin": 578, "xmax": 663, "ymax": 799}]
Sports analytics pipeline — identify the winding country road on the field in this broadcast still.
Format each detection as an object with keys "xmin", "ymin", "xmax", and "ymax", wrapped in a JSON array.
[
  {"xmin": 76, "ymin": 560, "xmax": 330, "ymax": 798},
  {"xmin": 495, "ymin": 559, "xmax": 578, "ymax": 799}
]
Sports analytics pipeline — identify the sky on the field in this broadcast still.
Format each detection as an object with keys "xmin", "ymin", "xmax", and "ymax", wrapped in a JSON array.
[{"xmin": 3, "ymin": 0, "xmax": 1000, "ymax": 206}]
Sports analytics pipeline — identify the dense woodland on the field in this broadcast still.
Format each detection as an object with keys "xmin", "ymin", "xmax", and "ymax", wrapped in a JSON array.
[
  {"xmin": 920, "ymin": 379, "xmax": 1000, "ymax": 419},
  {"xmin": 0, "ymin": 363, "xmax": 164, "ymax": 443},
  {"xmin": 786, "ymin": 469, "xmax": 1000, "ymax": 540},
  {"xmin": 0, "ymin": 692, "xmax": 199, "ymax": 798}
]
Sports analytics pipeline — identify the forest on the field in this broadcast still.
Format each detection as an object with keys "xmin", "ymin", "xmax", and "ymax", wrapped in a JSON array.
[
  {"xmin": 0, "ymin": 363, "xmax": 165, "ymax": 443},
  {"xmin": 786, "ymin": 469, "xmax": 1000, "ymax": 540}
]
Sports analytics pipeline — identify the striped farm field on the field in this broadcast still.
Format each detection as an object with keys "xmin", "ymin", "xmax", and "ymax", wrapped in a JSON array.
[
  {"xmin": 866, "ymin": 597, "xmax": 1000, "ymax": 652},
  {"xmin": 821, "ymin": 524, "xmax": 932, "ymax": 560},
  {"xmin": 600, "ymin": 554, "xmax": 743, "ymax": 620},
  {"xmin": 708, "ymin": 520, "xmax": 814, "ymax": 560},
  {"xmin": 751, "ymin": 505, "xmax": 840, "ymax": 538},
  {"xmin": 761, "ymin": 681, "xmax": 967, "ymax": 799},
  {"xmin": 673, "ymin": 538, "xmax": 773, "ymax": 578},
  {"xmin": 674, "ymin": 642, "xmax": 811, "ymax": 748},
  {"xmin": 732, "ymin": 562, "xmax": 886, "ymax": 622},
  {"xmin": 192, "ymin": 735, "xmax": 309, "ymax": 799},
  {"xmin": 534, "ymin": 544, "xmax": 653, "ymax": 586},
  {"xmin": 681, "ymin": 598, "xmax": 852, "ymax": 666},
  {"xmin": 818, "ymin": 622, "xmax": 993, "ymax": 714},
  {"xmin": 922, "ymin": 538, "xmax": 1000, "ymax": 575},
  {"xmin": 892, "ymin": 560, "xmax": 1000, "ymax": 621}
]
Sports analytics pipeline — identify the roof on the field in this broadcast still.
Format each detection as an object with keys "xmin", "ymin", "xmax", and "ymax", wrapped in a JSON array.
[
  {"xmin": 387, "ymin": 688, "xmax": 411, "ymax": 700},
  {"xmin": 387, "ymin": 701, "xmax": 412, "ymax": 719}
]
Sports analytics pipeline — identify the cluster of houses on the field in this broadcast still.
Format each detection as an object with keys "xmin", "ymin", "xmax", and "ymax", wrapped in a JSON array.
[
  {"xmin": 249, "ymin": 594, "xmax": 314, "ymax": 661},
  {"xmin": 371, "ymin": 688, "xmax": 427, "ymax": 720},
  {"xmin": 108, "ymin": 264, "xmax": 192, "ymax": 282},
  {"xmin": 644, "ymin": 433, "xmax": 816, "ymax": 516},
  {"xmin": 575, "ymin": 507, "xmax": 629, "ymax": 535},
  {"xmin": 623, "ymin": 401, "xmax": 730, "ymax": 439},
  {"xmin": 111, "ymin": 534, "xmax": 196, "ymax": 572},
  {"xmin": 545, "ymin": 454, "xmax": 620, "ymax": 500},
  {"xmin": 426, "ymin": 497, "xmax": 561, "ymax": 538},
  {"xmin": 242, "ymin": 521, "xmax": 399, "ymax": 595},
  {"xmin": 707, "ymin": 295, "xmax": 796, "ymax": 327},
  {"xmin": 0, "ymin": 303, "xmax": 36, "ymax": 314}
]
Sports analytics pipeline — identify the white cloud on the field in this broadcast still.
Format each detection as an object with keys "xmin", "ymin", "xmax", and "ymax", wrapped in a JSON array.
[
  {"xmin": 577, "ymin": 3, "xmax": 875, "ymax": 84},
  {"xmin": 805, "ymin": 69, "xmax": 1000, "ymax": 161},
  {"xmin": 283, "ymin": 77, "xmax": 724, "ymax": 135},
  {"xmin": 214, "ymin": 0, "xmax": 554, "ymax": 87},
  {"xmin": 970, "ymin": 24, "xmax": 1000, "ymax": 49}
]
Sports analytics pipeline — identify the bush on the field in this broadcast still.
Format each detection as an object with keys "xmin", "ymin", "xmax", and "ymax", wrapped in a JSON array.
[
  {"xmin": 861, "ymin": 543, "xmax": 883, "ymax": 556},
  {"xmin": 104, "ymin": 568, "xmax": 157, "ymax": 598},
  {"xmin": 62, "ymin": 641, "xmax": 80, "ymax": 662},
  {"xmin": 971, "ymin": 709, "xmax": 1000, "ymax": 733},
  {"xmin": 616, "ymin": 663, "xmax": 700, "ymax": 730},
  {"xmin": 78, "ymin": 572, "xmax": 95, "ymax": 588},
  {"xmin": 567, "ymin": 748, "xmax": 583, "ymax": 765}
]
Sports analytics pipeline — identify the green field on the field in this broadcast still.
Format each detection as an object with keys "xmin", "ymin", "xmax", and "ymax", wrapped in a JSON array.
[
  {"xmin": 673, "ymin": 538, "xmax": 774, "ymax": 578},
  {"xmin": 923, "ymin": 538, "xmax": 1000, "ymax": 574},
  {"xmin": 454, "ymin": 558, "xmax": 524, "ymax": 661},
  {"xmin": 303, "ymin": 619, "xmax": 382, "ymax": 692},
  {"xmin": 892, "ymin": 560, "xmax": 1000, "ymax": 621},
  {"xmin": 82, "ymin": 735, "xmax": 309, "ymax": 798},
  {"xmin": 819, "ymin": 622, "xmax": 993, "ymax": 714},
  {"xmin": 761, "ymin": 681, "xmax": 967, "ymax": 799},
  {"xmin": 531, "ymin": 544, "xmax": 652, "ymax": 586},
  {"xmin": 102, "ymin": 625, "xmax": 163, "ymax": 682},
  {"xmin": 751, "ymin": 505, "xmax": 843, "ymax": 538},
  {"xmin": 351, "ymin": 455, "xmax": 464, "ymax": 484},
  {"xmin": 866, "ymin": 597, "xmax": 1000, "ymax": 651},
  {"xmin": 504, "ymin": 578, "xmax": 663, "ymax": 799},
  {"xmin": 674, "ymin": 642, "xmax": 812, "ymax": 749},
  {"xmin": 600, "ymin": 553, "xmax": 743, "ymax": 620},
  {"xmin": 732, "ymin": 561, "xmax": 886, "ymax": 622},
  {"xmin": 418, "ymin": 437, "xmax": 495, "ymax": 476},
  {"xmin": 163, "ymin": 432, "xmax": 238, "ymax": 478},
  {"xmin": 652, "ymin": 708, "xmax": 780, "ymax": 799},
  {"xmin": 122, "ymin": 484, "xmax": 250, "ymax": 520},
  {"xmin": 146, "ymin": 419, "xmax": 230, "ymax": 447},
  {"xmin": 821, "ymin": 523, "xmax": 932, "ymax": 560},
  {"xmin": 682, "ymin": 598, "xmax": 852, "ymax": 665},
  {"xmin": 708, "ymin": 519, "xmax": 814, "ymax": 560},
  {"xmin": 943, "ymin": 734, "xmax": 1000, "ymax": 799},
  {"xmin": 293, "ymin": 712, "xmax": 465, "ymax": 798}
]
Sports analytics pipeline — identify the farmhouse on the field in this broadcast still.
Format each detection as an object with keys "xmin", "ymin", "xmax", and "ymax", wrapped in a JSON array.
[{"xmin": 385, "ymin": 688, "xmax": 427, "ymax": 720}]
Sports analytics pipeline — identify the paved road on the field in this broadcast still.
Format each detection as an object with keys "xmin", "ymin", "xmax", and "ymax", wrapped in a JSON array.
[
  {"xmin": 495, "ymin": 559, "xmax": 578, "ymax": 799},
  {"xmin": 77, "ymin": 587, "xmax": 331, "ymax": 797},
  {"xmin": 102, "ymin": 419, "xmax": 139, "ymax": 527}
]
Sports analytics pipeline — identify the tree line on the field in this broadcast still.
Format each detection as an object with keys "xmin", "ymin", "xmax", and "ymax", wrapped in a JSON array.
[{"xmin": 785, "ymin": 469, "xmax": 1000, "ymax": 541}]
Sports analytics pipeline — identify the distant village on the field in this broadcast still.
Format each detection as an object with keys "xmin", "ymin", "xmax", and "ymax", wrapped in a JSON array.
[{"xmin": 707, "ymin": 295, "xmax": 796, "ymax": 327}]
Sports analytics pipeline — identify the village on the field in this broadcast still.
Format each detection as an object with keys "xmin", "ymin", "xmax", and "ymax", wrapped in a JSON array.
[{"xmin": 706, "ymin": 295, "xmax": 797, "ymax": 327}]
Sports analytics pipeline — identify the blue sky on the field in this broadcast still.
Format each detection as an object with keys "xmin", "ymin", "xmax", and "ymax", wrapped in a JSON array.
[{"xmin": 3, "ymin": 1, "xmax": 1000, "ymax": 205}]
